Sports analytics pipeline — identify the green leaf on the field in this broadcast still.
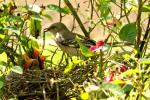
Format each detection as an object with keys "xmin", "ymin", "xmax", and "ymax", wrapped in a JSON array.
[
  {"xmin": 41, "ymin": 10, "xmax": 52, "ymax": 20},
  {"xmin": 0, "ymin": 81, "xmax": 4, "ymax": 89},
  {"xmin": 139, "ymin": 58, "xmax": 150, "ymax": 64},
  {"xmin": 96, "ymin": 0, "xmax": 110, "ymax": 18},
  {"xmin": 6, "ymin": 15, "xmax": 23, "ymax": 22},
  {"xmin": 30, "ymin": 16, "xmax": 42, "ymax": 38},
  {"xmin": 141, "ymin": 5, "xmax": 150, "ymax": 12},
  {"xmin": 12, "ymin": 66, "xmax": 23, "ymax": 74},
  {"xmin": 123, "ymin": 84, "xmax": 133, "ymax": 93},
  {"xmin": 28, "ymin": 38, "xmax": 39, "ymax": 48},
  {"xmin": 119, "ymin": 22, "xmax": 137, "ymax": 43},
  {"xmin": 0, "ymin": 44, "xmax": 5, "ymax": 54},
  {"xmin": 20, "ymin": 36, "xmax": 30, "ymax": 48},
  {"xmin": 47, "ymin": 4, "xmax": 70, "ymax": 14},
  {"xmin": 101, "ymin": 82, "xmax": 125, "ymax": 98},
  {"xmin": 4, "ymin": 26, "xmax": 20, "ymax": 34},
  {"xmin": 31, "ymin": 14, "xmax": 42, "ymax": 21},
  {"xmin": 77, "ymin": 40, "xmax": 95, "ymax": 57}
]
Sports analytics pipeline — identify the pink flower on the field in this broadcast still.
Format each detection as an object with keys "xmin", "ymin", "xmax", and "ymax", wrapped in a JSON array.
[
  {"xmin": 96, "ymin": 40, "xmax": 104, "ymax": 47},
  {"xmin": 104, "ymin": 76, "xmax": 113, "ymax": 82},
  {"xmin": 89, "ymin": 45, "xmax": 97, "ymax": 52},
  {"xmin": 89, "ymin": 40, "xmax": 105, "ymax": 52},
  {"xmin": 104, "ymin": 71, "xmax": 116, "ymax": 82}
]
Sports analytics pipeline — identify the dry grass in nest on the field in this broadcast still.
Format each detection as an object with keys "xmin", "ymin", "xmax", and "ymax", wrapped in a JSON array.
[{"xmin": 3, "ymin": 65, "xmax": 94, "ymax": 99}]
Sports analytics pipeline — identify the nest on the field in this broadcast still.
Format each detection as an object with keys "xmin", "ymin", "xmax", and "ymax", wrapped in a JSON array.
[{"xmin": 3, "ymin": 65, "xmax": 94, "ymax": 100}]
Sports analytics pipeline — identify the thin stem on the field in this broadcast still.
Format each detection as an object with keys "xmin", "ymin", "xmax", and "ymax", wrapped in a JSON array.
[
  {"xmin": 123, "ymin": 0, "xmax": 130, "ymax": 23},
  {"xmin": 59, "ymin": 0, "xmax": 62, "ymax": 22}
]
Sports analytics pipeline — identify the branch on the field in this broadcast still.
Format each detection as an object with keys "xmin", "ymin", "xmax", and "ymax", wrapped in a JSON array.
[
  {"xmin": 136, "ymin": 0, "xmax": 143, "ymax": 58},
  {"xmin": 139, "ymin": 15, "xmax": 150, "ymax": 57},
  {"xmin": 63, "ymin": 0, "xmax": 89, "ymax": 37}
]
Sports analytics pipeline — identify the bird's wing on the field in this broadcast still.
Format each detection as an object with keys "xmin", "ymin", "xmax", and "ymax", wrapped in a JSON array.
[
  {"xmin": 75, "ymin": 33, "xmax": 96, "ymax": 47},
  {"xmin": 59, "ymin": 34, "xmax": 95, "ymax": 48},
  {"xmin": 61, "ymin": 39, "xmax": 79, "ymax": 48}
]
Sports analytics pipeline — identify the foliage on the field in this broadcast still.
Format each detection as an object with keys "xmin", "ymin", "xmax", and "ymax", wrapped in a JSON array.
[{"xmin": 0, "ymin": 0, "xmax": 150, "ymax": 99}]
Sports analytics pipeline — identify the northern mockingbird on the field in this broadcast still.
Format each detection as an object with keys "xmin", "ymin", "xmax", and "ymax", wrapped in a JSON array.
[{"xmin": 44, "ymin": 22, "xmax": 95, "ymax": 56}]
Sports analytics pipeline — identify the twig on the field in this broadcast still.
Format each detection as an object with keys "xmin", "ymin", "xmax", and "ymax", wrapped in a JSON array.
[
  {"xmin": 140, "ymin": 15, "xmax": 150, "ymax": 57},
  {"xmin": 123, "ymin": 0, "xmax": 130, "ymax": 23},
  {"xmin": 64, "ymin": 0, "xmax": 89, "ymax": 37},
  {"xmin": 88, "ymin": 0, "xmax": 94, "ymax": 32},
  {"xmin": 136, "ymin": 0, "xmax": 143, "ymax": 58},
  {"xmin": 16, "ymin": 91, "xmax": 44, "ymax": 97},
  {"xmin": 56, "ymin": 83, "xmax": 59, "ymax": 100},
  {"xmin": 59, "ymin": 0, "xmax": 63, "ymax": 22}
]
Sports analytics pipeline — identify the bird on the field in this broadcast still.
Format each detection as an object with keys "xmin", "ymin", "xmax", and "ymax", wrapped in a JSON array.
[{"xmin": 44, "ymin": 22, "xmax": 95, "ymax": 56}]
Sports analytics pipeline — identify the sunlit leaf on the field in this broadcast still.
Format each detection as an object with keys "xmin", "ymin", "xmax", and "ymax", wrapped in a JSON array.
[
  {"xmin": 101, "ymin": 82, "xmax": 125, "ymax": 98},
  {"xmin": 0, "ymin": 34, "xmax": 5, "ymax": 39},
  {"xmin": 0, "ymin": 52, "xmax": 7, "ymax": 63},
  {"xmin": 123, "ymin": 54, "xmax": 131, "ymax": 60},
  {"xmin": 142, "ymin": 89, "xmax": 150, "ymax": 99},
  {"xmin": 119, "ymin": 22, "xmax": 137, "ymax": 43},
  {"xmin": 12, "ymin": 66, "xmax": 23, "ymax": 74},
  {"xmin": 28, "ymin": 38, "xmax": 39, "ymax": 48},
  {"xmin": 80, "ymin": 92, "xmax": 89, "ymax": 100},
  {"xmin": 139, "ymin": 58, "xmax": 150, "ymax": 64},
  {"xmin": 64, "ymin": 62, "xmax": 73, "ymax": 74},
  {"xmin": 0, "ymin": 65, "xmax": 6, "ymax": 73},
  {"xmin": 31, "ymin": 14, "xmax": 42, "ymax": 21},
  {"xmin": 6, "ymin": 15, "xmax": 23, "ymax": 22},
  {"xmin": 4, "ymin": 26, "xmax": 20, "ymax": 35},
  {"xmin": 41, "ymin": 10, "xmax": 52, "ymax": 20},
  {"xmin": 70, "ymin": 97, "xmax": 76, "ymax": 100},
  {"xmin": 47, "ymin": 4, "xmax": 70, "ymax": 14},
  {"xmin": 120, "ymin": 69, "xmax": 139, "ymax": 77},
  {"xmin": 141, "ymin": 5, "xmax": 150, "ymax": 12},
  {"xmin": 111, "ymin": 80, "xmax": 125, "ymax": 85}
]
